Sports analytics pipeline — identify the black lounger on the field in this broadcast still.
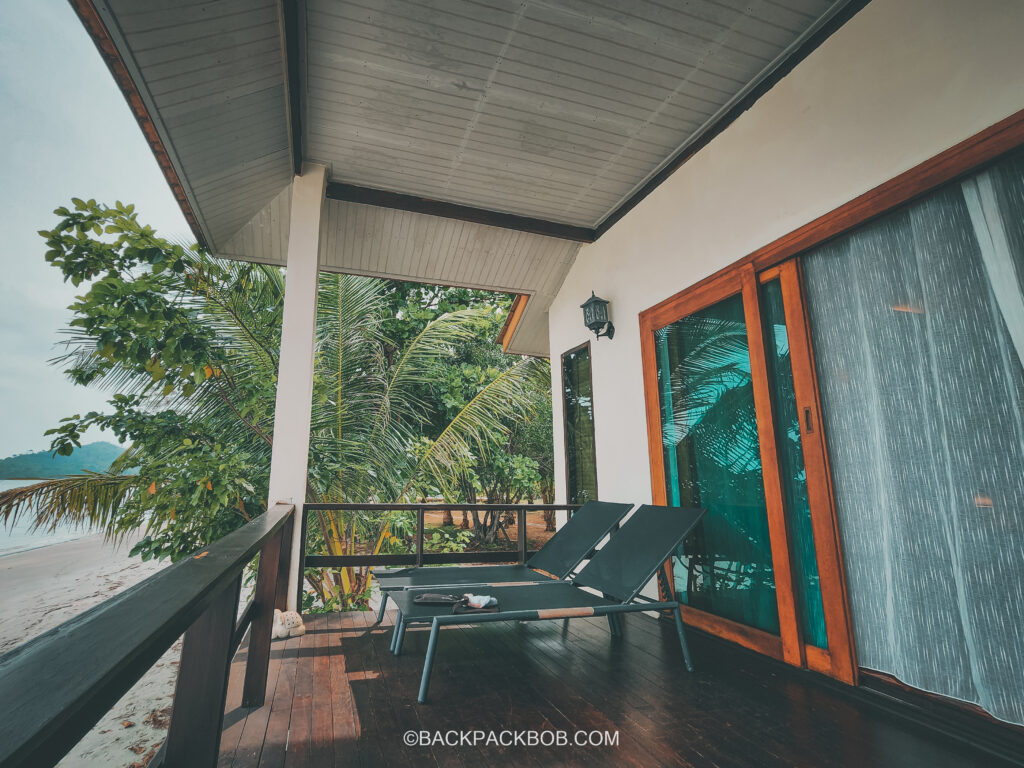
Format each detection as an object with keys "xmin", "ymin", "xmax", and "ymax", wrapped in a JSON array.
[
  {"xmin": 372, "ymin": 500, "xmax": 633, "ymax": 623},
  {"xmin": 387, "ymin": 504, "xmax": 705, "ymax": 702}
]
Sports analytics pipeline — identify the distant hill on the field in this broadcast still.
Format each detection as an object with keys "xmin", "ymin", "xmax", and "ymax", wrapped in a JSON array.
[{"xmin": 0, "ymin": 442, "xmax": 124, "ymax": 479}]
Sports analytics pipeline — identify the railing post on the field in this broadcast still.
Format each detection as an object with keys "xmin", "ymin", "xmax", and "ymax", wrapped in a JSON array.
[
  {"xmin": 241, "ymin": 521, "xmax": 286, "ymax": 707},
  {"xmin": 295, "ymin": 506, "xmax": 308, "ymax": 611},
  {"xmin": 415, "ymin": 506, "xmax": 425, "ymax": 567},
  {"xmin": 517, "ymin": 507, "xmax": 527, "ymax": 564},
  {"xmin": 274, "ymin": 511, "xmax": 293, "ymax": 611},
  {"xmin": 163, "ymin": 575, "xmax": 242, "ymax": 768}
]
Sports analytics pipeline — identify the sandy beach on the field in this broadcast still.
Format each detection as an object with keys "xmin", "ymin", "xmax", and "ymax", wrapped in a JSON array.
[{"xmin": 0, "ymin": 533, "xmax": 177, "ymax": 767}]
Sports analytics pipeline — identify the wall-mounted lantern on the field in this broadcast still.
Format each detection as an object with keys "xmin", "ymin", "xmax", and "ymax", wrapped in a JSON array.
[{"xmin": 581, "ymin": 291, "xmax": 614, "ymax": 340}]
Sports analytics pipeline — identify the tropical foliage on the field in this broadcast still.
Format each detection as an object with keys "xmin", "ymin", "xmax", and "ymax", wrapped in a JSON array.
[{"xmin": 0, "ymin": 199, "xmax": 553, "ymax": 609}]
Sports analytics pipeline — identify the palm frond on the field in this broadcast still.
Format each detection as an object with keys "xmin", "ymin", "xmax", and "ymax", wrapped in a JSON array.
[
  {"xmin": 379, "ymin": 307, "xmax": 486, "ymax": 415},
  {"xmin": 403, "ymin": 357, "xmax": 548, "ymax": 498},
  {"xmin": 0, "ymin": 474, "xmax": 142, "ymax": 540}
]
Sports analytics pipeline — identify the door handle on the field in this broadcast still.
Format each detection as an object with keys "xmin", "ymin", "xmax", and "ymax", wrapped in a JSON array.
[{"xmin": 803, "ymin": 407, "xmax": 814, "ymax": 434}]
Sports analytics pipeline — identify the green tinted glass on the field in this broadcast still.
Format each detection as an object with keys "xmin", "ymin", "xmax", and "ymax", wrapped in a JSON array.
[
  {"xmin": 760, "ymin": 279, "xmax": 828, "ymax": 649},
  {"xmin": 562, "ymin": 345, "xmax": 598, "ymax": 504},
  {"xmin": 656, "ymin": 293, "xmax": 779, "ymax": 634}
]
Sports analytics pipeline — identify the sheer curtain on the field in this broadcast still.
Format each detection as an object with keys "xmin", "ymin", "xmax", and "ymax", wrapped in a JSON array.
[{"xmin": 801, "ymin": 153, "xmax": 1024, "ymax": 725}]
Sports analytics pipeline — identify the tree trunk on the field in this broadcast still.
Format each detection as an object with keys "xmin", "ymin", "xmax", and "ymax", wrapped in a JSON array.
[
  {"xmin": 458, "ymin": 473, "xmax": 477, "ymax": 532},
  {"xmin": 540, "ymin": 481, "xmax": 556, "ymax": 531}
]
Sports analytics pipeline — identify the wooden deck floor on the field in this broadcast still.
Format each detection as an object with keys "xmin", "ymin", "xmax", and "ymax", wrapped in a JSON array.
[{"xmin": 218, "ymin": 608, "xmax": 1013, "ymax": 768}]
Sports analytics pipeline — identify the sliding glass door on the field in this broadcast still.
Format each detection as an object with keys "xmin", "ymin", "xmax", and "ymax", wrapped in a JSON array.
[
  {"xmin": 641, "ymin": 263, "xmax": 855, "ymax": 681},
  {"xmin": 759, "ymin": 276, "xmax": 829, "ymax": 650},
  {"xmin": 654, "ymin": 291, "xmax": 780, "ymax": 636},
  {"xmin": 639, "ymin": 135, "xmax": 1024, "ymax": 716}
]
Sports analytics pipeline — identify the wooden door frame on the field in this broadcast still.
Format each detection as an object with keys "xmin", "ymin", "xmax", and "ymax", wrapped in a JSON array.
[
  {"xmin": 760, "ymin": 261, "xmax": 858, "ymax": 682},
  {"xmin": 640, "ymin": 264, "xmax": 805, "ymax": 669},
  {"xmin": 637, "ymin": 107, "xmax": 1024, "ymax": 683},
  {"xmin": 560, "ymin": 341, "xmax": 599, "ymax": 505}
]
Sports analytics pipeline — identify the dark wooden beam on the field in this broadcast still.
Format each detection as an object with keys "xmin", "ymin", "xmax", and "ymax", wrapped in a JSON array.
[
  {"xmin": 325, "ymin": 182, "xmax": 597, "ymax": 242},
  {"xmin": 594, "ymin": 0, "xmax": 871, "ymax": 239},
  {"xmin": 280, "ymin": 0, "xmax": 304, "ymax": 175},
  {"xmin": 163, "ymin": 576, "xmax": 241, "ymax": 767},
  {"xmin": 241, "ymin": 526, "xmax": 286, "ymax": 707}
]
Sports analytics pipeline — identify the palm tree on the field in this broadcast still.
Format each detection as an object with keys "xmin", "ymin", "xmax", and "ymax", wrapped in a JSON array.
[
  {"xmin": 302, "ymin": 273, "xmax": 546, "ymax": 607},
  {"xmin": 0, "ymin": 200, "xmax": 547, "ymax": 609}
]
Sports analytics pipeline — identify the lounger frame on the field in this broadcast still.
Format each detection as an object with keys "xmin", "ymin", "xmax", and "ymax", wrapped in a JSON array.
[
  {"xmin": 372, "ymin": 500, "xmax": 633, "ymax": 622},
  {"xmin": 393, "ymin": 567, "xmax": 691, "ymax": 702},
  {"xmin": 387, "ymin": 504, "xmax": 705, "ymax": 703}
]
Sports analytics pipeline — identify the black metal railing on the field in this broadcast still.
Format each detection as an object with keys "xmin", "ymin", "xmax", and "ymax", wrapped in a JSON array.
[
  {"xmin": 0, "ymin": 502, "xmax": 295, "ymax": 768},
  {"xmin": 298, "ymin": 503, "xmax": 578, "ymax": 607}
]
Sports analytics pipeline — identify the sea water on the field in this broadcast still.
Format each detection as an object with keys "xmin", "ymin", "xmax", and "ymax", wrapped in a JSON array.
[{"xmin": 0, "ymin": 479, "xmax": 88, "ymax": 556}]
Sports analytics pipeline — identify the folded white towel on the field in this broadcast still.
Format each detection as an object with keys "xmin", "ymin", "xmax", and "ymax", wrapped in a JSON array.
[
  {"xmin": 272, "ymin": 608, "xmax": 306, "ymax": 639},
  {"xmin": 463, "ymin": 594, "xmax": 497, "ymax": 609}
]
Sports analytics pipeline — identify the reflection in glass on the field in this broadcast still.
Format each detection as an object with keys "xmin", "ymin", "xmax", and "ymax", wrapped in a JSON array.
[
  {"xmin": 760, "ymin": 279, "xmax": 828, "ymax": 648},
  {"xmin": 656, "ymin": 293, "xmax": 779, "ymax": 634},
  {"xmin": 562, "ymin": 345, "xmax": 598, "ymax": 504}
]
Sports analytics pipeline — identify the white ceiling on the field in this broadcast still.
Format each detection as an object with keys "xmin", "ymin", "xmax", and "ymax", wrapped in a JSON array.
[
  {"xmin": 303, "ymin": 0, "xmax": 840, "ymax": 228},
  {"xmin": 94, "ymin": 0, "xmax": 854, "ymax": 354}
]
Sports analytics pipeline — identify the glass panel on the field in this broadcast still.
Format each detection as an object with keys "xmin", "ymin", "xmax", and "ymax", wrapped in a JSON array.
[
  {"xmin": 656, "ymin": 293, "xmax": 780, "ymax": 634},
  {"xmin": 760, "ymin": 279, "xmax": 828, "ymax": 648},
  {"xmin": 562, "ymin": 346, "xmax": 598, "ymax": 504},
  {"xmin": 802, "ymin": 152, "xmax": 1024, "ymax": 726}
]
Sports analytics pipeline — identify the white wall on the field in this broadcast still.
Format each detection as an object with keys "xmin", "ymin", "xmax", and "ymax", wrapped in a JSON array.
[{"xmin": 548, "ymin": 0, "xmax": 1024, "ymax": 507}]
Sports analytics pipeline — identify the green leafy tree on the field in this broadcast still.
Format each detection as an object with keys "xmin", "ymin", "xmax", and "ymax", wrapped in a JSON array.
[
  {"xmin": 0, "ymin": 200, "xmax": 549, "ymax": 609},
  {"xmin": 416, "ymin": 316, "xmax": 554, "ymax": 543},
  {"xmin": 376, "ymin": 282, "xmax": 555, "ymax": 538}
]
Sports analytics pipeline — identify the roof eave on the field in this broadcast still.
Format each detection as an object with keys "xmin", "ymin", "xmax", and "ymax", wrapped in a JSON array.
[{"xmin": 69, "ymin": 0, "xmax": 213, "ymax": 250}]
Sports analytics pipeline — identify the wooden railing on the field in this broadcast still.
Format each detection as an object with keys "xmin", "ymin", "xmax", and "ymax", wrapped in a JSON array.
[
  {"xmin": 299, "ymin": 503, "xmax": 578, "ymax": 607},
  {"xmin": 0, "ymin": 501, "xmax": 578, "ymax": 767},
  {"xmin": 0, "ymin": 502, "xmax": 295, "ymax": 768}
]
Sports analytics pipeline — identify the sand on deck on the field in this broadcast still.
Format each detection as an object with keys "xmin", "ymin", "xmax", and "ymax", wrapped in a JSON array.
[{"xmin": 0, "ymin": 534, "xmax": 178, "ymax": 767}]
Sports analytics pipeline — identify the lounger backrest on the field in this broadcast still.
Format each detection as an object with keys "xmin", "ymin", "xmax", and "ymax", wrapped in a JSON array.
[
  {"xmin": 573, "ymin": 504, "xmax": 705, "ymax": 602},
  {"xmin": 526, "ymin": 501, "xmax": 633, "ymax": 579}
]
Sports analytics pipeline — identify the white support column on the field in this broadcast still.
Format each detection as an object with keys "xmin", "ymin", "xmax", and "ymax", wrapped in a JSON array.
[{"xmin": 267, "ymin": 163, "xmax": 327, "ymax": 611}]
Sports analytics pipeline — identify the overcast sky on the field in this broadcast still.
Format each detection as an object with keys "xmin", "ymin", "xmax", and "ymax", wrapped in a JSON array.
[{"xmin": 0, "ymin": 0, "xmax": 188, "ymax": 457}]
